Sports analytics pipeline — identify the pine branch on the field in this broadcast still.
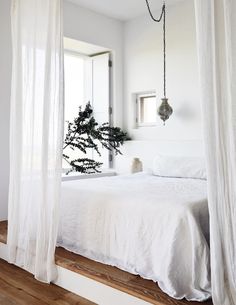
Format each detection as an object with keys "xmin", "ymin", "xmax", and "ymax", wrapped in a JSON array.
[{"xmin": 63, "ymin": 102, "xmax": 129, "ymax": 174}]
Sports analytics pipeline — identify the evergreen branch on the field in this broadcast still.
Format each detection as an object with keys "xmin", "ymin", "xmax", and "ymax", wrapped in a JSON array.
[{"xmin": 63, "ymin": 102, "xmax": 130, "ymax": 174}]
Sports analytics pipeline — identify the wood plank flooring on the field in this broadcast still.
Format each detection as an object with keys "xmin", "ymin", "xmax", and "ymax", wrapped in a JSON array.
[
  {"xmin": 55, "ymin": 248, "xmax": 212, "ymax": 305},
  {"xmin": 0, "ymin": 221, "xmax": 7, "ymax": 244},
  {"xmin": 0, "ymin": 259, "xmax": 96, "ymax": 305},
  {"xmin": 0, "ymin": 221, "xmax": 213, "ymax": 305}
]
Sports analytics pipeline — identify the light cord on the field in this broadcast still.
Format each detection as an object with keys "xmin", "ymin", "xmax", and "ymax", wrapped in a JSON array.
[{"xmin": 145, "ymin": 0, "xmax": 166, "ymax": 98}]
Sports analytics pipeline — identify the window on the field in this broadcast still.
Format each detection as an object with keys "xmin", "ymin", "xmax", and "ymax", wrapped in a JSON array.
[
  {"xmin": 135, "ymin": 92, "xmax": 157, "ymax": 127},
  {"xmin": 64, "ymin": 53, "xmax": 85, "ymax": 124},
  {"xmin": 63, "ymin": 51, "xmax": 112, "ymax": 172}
]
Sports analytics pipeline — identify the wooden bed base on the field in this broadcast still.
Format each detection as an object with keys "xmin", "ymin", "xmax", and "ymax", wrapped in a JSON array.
[{"xmin": 0, "ymin": 221, "xmax": 213, "ymax": 305}]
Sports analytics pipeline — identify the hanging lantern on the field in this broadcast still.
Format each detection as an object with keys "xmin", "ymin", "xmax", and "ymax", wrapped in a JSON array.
[
  {"xmin": 145, "ymin": 0, "xmax": 173, "ymax": 124},
  {"xmin": 158, "ymin": 98, "xmax": 173, "ymax": 125}
]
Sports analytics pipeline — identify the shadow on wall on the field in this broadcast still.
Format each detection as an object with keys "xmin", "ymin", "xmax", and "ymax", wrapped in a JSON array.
[{"xmin": 174, "ymin": 101, "xmax": 197, "ymax": 121}]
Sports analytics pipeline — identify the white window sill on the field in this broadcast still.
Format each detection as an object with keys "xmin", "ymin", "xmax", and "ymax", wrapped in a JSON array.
[{"xmin": 62, "ymin": 169, "xmax": 116, "ymax": 182}]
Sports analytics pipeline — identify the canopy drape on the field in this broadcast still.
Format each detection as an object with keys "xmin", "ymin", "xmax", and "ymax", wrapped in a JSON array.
[
  {"xmin": 195, "ymin": 0, "xmax": 236, "ymax": 304},
  {"xmin": 7, "ymin": 0, "xmax": 64, "ymax": 283}
]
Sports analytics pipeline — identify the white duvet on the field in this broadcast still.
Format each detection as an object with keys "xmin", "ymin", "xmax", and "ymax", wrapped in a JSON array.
[{"xmin": 57, "ymin": 173, "xmax": 211, "ymax": 301}]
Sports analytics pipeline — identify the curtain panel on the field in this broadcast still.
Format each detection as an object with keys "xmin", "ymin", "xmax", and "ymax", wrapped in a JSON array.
[
  {"xmin": 8, "ymin": 0, "xmax": 64, "ymax": 283},
  {"xmin": 194, "ymin": 0, "xmax": 236, "ymax": 304}
]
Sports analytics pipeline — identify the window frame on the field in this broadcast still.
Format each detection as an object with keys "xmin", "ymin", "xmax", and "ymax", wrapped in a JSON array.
[
  {"xmin": 135, "ymin": 91, "xmax": 157, "ymax": 127},
  {"xmin": 63, "ymin": 49, "xmax": 113, "ymax": 173}
]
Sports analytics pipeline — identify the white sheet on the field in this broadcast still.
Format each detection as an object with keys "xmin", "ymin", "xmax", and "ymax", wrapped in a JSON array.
[{"xmin": 57, "ymin": 173, "xmax": 211, "ymax": 301}]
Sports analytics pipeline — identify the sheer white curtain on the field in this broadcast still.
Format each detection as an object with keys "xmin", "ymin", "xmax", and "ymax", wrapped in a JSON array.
[
  {"xmin": 7, "ymin": 0, "xmax": 64, "ymax": 283},
  {"xmin": 195, "ymin": 1, "xmax": 236, "ymax": 304}
]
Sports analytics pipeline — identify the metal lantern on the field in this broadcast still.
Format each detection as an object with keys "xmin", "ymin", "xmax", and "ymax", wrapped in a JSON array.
[{"xmin": 158, "ymin": 98, "xmax": 173, "ymax": 125}]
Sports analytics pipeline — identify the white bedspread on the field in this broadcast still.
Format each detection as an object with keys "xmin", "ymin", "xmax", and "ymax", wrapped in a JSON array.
[{"xmin": 57, "ymin": 173, "xmax": 211, "ymax": 301}]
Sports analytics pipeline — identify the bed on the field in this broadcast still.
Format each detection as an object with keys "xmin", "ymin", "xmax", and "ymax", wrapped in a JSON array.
[{"xmin": 57, "ymin": 170, "xmax": 211, "ymax": 302}]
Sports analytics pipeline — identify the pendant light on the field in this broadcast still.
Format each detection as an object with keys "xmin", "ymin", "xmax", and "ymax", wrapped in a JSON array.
[{"xmin": 145, "ymin": 0, "xmax": 173, "ymax": 125}]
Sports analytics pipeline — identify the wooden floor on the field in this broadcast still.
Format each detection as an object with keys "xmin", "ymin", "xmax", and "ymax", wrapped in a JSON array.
[
  {"xmin": 0, "ymin": 221, "xmax": 7, "ymax": 244},
  {"xmin": 0, "ymin": 221, "xmax": 213, "ymax": 305},
  {"xmin": 0, "ymin": 259, "xmax": 96, "ymax": 305}
]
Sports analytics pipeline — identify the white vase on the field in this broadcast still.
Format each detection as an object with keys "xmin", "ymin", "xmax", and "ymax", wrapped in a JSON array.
[{"xmin": 131, "ymin": 158, "xmax": 143, "ymax": 173}]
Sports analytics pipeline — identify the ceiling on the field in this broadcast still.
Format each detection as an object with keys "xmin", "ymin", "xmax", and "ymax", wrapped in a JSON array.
[
  {"xmin": 67, "ymin": 0, "xmax": 184, "ymax": 21},
  {"xmin": 64, "ymin": 37, "xmax": 110, "ymax": 55}
]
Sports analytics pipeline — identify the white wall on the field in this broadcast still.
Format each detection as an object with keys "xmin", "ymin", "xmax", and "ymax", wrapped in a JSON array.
[
  {"xmin": 115, "ymin": 0, "xmax": 204, "ymax": 173},
  {"xmin": 123, "ymin": 0, "xmax": 202, "ymax": 140},
  {"xmin": 63, "ymin": 1, "xmax": 124, "ymax": 127},
  {"xmin": 0, "ymin": 0, "xmax": 11, "ymax": 220}
]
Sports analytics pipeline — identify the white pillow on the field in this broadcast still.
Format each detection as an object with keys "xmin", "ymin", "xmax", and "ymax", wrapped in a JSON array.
[{"xmin": 152, "ymin": 155, "xmax": 207, "ymax": 180}]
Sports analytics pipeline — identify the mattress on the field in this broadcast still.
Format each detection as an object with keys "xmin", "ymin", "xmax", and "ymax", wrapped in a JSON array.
[{"xmin": 57, "ymin": 172, "xmax": 211, "ymax": 301}]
